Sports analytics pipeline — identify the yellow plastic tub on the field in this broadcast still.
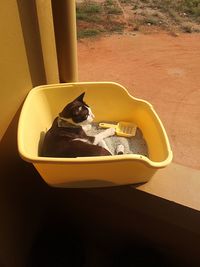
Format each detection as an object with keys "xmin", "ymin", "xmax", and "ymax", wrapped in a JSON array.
[{"xmin": 18, "ymin": 82, "xmax": 172, "ymax": 188}]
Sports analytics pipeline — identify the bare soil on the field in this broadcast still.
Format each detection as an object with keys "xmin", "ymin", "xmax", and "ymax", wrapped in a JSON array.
[
  {"xmin": 78, "ymin": 33, "xmax": 200, "ymax": 170},
  {"xmin": 76, "ymin": 0, "xmax": 200, "ymax": 38}
]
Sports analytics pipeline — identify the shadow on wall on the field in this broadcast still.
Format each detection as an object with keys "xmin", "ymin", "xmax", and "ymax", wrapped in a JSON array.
[
  {"xmin": 0, "ymin": 109, "xmax": 51, "ymax": 267},
  {"xmin": 17, "ymin": 0, "xmax": 46, "ymax": 86}
]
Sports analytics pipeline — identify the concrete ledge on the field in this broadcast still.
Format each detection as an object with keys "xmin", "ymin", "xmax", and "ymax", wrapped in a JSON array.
[{"xmin": 137, "ymin": 162, "xmax": 200, "ymax": 211}]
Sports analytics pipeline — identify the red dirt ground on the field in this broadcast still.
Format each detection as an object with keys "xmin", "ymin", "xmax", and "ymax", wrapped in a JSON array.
[{"xmin": 78, "ymin": 33, "xmax": 200, "ymax": 170}]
